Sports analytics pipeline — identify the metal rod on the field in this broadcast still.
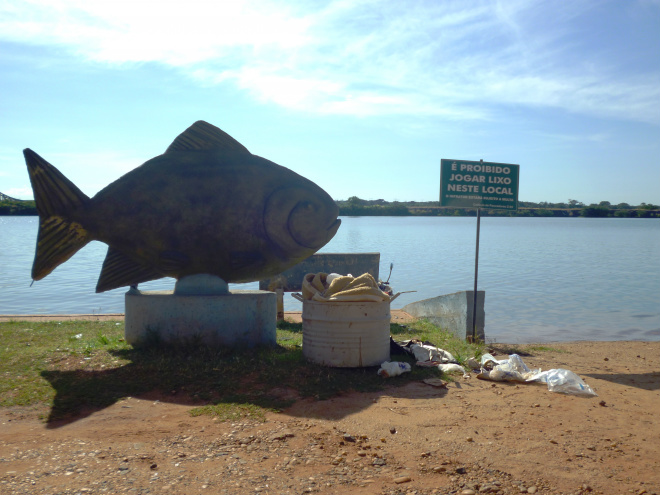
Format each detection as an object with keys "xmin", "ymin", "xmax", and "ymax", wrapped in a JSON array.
[{"xmin": 472, "ymin": 206, "xmax": 481, "ymax": 341}]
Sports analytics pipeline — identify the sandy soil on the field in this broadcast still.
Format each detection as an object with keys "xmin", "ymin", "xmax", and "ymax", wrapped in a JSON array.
[{"xmin": 1, "ymin": 315, "xmax": 659, "ymax": 495}]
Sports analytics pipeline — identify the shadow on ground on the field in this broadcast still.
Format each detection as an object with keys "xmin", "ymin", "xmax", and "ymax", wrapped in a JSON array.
[
  {"xmin": 582, "ymin": 372, "xmax": 660, "ymax": 391},
  {"xmin": 39, "ymin": 339, "xmax": 447, "ymax": 427}
]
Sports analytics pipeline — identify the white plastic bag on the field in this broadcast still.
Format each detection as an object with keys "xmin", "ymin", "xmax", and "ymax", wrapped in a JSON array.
[
  {"xmin": 477, "ymin": 354, "xmax": 540, "ymax": 382},
  {"xmin": 480, "ymin": 353, "xmax": 498, "ymax": 368},
  {"xmin": 438, "ymin": 363, "xmax": 465, "ymax": 374},
  {"xmin": 528, "ymin": 368, "xmax": 597, "ymax": 397},
  {"xmin": 326, "ymin": 272, "xmax": 348, "ymax": 284},
  {"xmin": 410, "ymin": 343, "xmax": 456, "ymax": 364},
  {"xmin": 377, "ymin": 361, "xmax": 411, "ymax": 378}
]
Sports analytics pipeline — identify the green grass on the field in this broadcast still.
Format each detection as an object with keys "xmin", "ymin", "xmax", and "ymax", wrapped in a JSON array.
[
  {"xmin": 526, "ymin": 345, "xmax": 567, "ymax": 353},
  {"xmin": 490, "ymin": 343, "xmax": 568, "ymax": 356},
  {"xmin": 0, "ymin": 318, "xmax": 485, "ymax": 423},
  {"xmin": 391, "ymin": 319, "xmax": 486, "ymax": 365},
  {"xmin": 190, "ymin": 402, "xmax": 269, "ymax": 422}
]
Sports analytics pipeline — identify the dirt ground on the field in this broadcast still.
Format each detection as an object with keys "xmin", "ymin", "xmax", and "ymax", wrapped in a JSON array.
[{"xmin": 1, "ymin": 314, "xmax": 659, "ymax": 495}]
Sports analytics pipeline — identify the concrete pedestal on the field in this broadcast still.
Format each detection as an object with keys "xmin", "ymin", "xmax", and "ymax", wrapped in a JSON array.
[
  {"xmin": 124, "ymin": 275, "xmax": 276, "ymax": 347},
  {"xmin": 402, "ymin": 290, "xmax": 485, "ymax": 341}
]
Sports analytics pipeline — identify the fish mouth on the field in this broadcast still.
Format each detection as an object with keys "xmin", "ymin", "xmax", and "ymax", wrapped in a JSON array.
[
  {"xmin": 286, "ymin": 203, "xmax": 340, "ymax": 250},
  {"xmin": 326, "ymin": 218, "xmax": 341, "ymax": 241}
]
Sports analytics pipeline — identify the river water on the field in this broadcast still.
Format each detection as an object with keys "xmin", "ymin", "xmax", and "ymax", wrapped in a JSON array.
[{"xmin": 1, "ymin": 216, "xmax": 659, "ymax": 343}]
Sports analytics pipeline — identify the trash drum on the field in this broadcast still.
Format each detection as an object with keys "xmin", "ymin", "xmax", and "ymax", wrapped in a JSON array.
[{"xmin": 302, "ymin": 299, "xmax": 391, "ymax": 367}]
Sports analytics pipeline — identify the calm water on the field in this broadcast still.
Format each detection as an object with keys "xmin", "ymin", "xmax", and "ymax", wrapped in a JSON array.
[{"xmin": 1, "ymin": 216, "xmax": 659, "ymax": 343}]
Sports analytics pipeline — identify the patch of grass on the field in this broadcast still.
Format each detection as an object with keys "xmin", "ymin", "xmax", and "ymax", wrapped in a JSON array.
[
  {"xmin": 0, "ymin": 321, "xmax": 130, "ymax": 409},
  {"xmin": 489, "ymin": 343, "xmax": 568, "ymax": 356},
  {"xmin": 392, "ymin": 319, "xmax": 487, "ymax": 365},
  {"xmin": 190, "ymin": 402, "xmax": 270, "ymax": 422},
  {"xmin": 526, "ymin": 345, "xmax": 567, "ymax": 353},
  {"xmin": 0, "ymin": 318, "xmax": 484, "ymax": 423},
  {"xmin": 489, "ymin": 344, "xmax": 530, "ymax": 356}
]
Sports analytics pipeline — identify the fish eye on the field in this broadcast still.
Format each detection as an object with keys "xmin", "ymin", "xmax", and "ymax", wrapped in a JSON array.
[{"xmin": 264, "ymin": 186, "xmax": 337, "ymax": 252}]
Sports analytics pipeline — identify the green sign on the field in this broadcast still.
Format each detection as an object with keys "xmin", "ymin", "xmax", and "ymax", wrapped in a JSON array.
[{"xmin": 440, "ymin": 159, "xmax": 520, "ymax": 210}]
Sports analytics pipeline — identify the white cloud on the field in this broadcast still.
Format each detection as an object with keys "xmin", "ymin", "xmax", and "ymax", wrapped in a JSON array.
[
  {"xmin": 536, "ymin": 131, "xmax": 611, "ymax": 144},
  {"xmin": 43, "ymin": 149, "xmax": 149, "ymax": 195},
  {"xmin": 4, "ymin": 187, "xmax": 33, "ymax": 199},
  {"xmin": 0, "ymin": 0, "xmax": 310, "ymax": 63},
  {"xmin": 1, "ymin": 0, "xmax": 659, "ymax": 123}
]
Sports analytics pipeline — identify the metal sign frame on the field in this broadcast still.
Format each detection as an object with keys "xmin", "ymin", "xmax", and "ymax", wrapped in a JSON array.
[{"xmin": 439, "ymin": 158, "xmax": 520, "ymax": 341}]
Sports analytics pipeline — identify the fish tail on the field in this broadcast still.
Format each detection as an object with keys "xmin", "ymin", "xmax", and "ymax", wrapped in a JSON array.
[{"xmin": 23, "ymin": 149, "xmax": 91, "ymax": 281}]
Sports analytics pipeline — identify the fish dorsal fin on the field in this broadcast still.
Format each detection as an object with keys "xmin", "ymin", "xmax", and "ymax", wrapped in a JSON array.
[
  {"xmin": 165, "ymin": 121, "xmax": 250, "ymax": 154},
  {"xmin": 96, "ymin": 247, "xmax": 164, "ymax": 293}
]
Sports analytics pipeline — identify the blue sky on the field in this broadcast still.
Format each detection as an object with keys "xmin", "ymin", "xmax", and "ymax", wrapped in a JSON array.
[{"xmin": 1, "ymin": 0, "xmax": 659, "ymax": 205}]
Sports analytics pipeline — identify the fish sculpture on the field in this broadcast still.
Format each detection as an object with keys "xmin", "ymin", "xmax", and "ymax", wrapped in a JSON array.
[{"xmin": 24, "ymin": 121, "xmax": 341, "ymax": 292}]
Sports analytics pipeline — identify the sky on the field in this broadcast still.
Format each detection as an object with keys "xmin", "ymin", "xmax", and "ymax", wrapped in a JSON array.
[{"xmin": 1, "ymin": 0, "xmax": 659, "ymax": 206}]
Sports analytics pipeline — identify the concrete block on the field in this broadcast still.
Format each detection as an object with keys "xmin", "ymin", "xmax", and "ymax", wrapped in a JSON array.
[
  {"xmin": 402, "ymin": 291, "xmax": 485, "ymax": 341},
  {"xmin": 124, "ymin": 288, "xmax": 276, "ymax": 347},
  {"xmin": 174, "ymin": 273, "xmax": 228, "ymax": 295}
]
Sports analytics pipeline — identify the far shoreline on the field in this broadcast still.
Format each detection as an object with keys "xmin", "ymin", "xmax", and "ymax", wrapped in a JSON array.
[{"xmin": 0, "ymin": 310, "xmax": 414, "ymax": 324}]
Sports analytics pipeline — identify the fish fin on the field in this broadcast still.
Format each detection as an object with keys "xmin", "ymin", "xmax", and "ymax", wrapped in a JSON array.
[
  {"xmin": 23, "ymin": 149, "xmax": 92, "ymax": 280},
  {"xmin": 96, "ymin": 247, "xmax": 164, "ymax": 293},
  {"xmin": 165, "ymin": 121, "xmax": 250, "ymax": 154},
  {"xmin": 32, "ymin": 217, "xmax": 91, "ymax": 281},
  {"xmin": 23, "ymin": 149, "xmax": 89, "ymax": 217}
]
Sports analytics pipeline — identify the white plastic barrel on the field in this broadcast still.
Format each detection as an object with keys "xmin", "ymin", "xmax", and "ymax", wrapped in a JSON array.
[{"xmin": 302, "ymin": 299, "xmax": 391, "ymax": 367}]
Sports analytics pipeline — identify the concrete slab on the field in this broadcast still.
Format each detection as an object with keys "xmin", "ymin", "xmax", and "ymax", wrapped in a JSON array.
[
  {"xmin": 402, "ymin": 290, "xmax": 485, "ymax": 341},
  {"xmin": 259, "ymin": 252, "xmax": 380, "ymax": 291}
]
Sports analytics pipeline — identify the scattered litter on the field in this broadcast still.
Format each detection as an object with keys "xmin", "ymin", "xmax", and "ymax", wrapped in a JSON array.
[
  {"xmin": 378, "ymin": 262, "xmax": 394, "ymax": 296},
  {"xmin": 326, "ymin": 272, "xmax": 348, "ymax": 285},
  {"xmin": 422, "ymin": 378, "xmax": 448, "ymax": 388},
  {"xmin": 438, "ymin": 363, "xmax": 465, "ymax": 374},
  {"xmin": 391, "ymin": 339, "xmax": 458, "ymax": 365},
  {"xmin": 466, "ymin": 357, "xmax": 481, "ymax": 369},
  {"xmin": 410, "ymin": 343, "xmax": 456, "ymax": 364},
  {"xmin": 302, "ymin": 272, "xmax": 392, "ymax": 302},
  {"xmin": 415, "ymin": 360, "xmax": 442, "ymax": 368},
  {"xmin": 479, "ymin": 353, "xmax": 502, "ymax": 369},
  {"xmin": 474, "ymin": 353, "xmax": 597, "ymax": 397},
  {"xmin": 529, "ymin": 368, "xmax": 597, "ymax": 397},
  {"xmin": 73, "ymin": 333, "xmax": 83, "ymax": 339},
  {"xmin": 477, "ymin": 354, "xmax": 539, "ymax": 382},
  {"xmin": 377, "ymin": 361, "xmax": 411, "ymax": 378}
]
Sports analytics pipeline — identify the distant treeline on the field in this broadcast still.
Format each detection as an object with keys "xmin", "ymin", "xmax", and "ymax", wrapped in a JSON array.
[
  {"xmin": 2, "ymin": 195, "xmax": 658, "ymax": 218},
  {"xmin": 0, "ymin": 199, "xmax": 36, "ymax": 216},
  {"xmin": 337, "ymin": 197, "xmax": 660, "ymax": 218}
]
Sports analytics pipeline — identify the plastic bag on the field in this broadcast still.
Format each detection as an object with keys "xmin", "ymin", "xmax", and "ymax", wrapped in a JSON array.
[
  {"xmin": 326, "ymin": 272, "xmax": 348, "ymax": 284},
  {"xmin": 480, "ymin": 353, "xmax": 498, "ymax": 368},
  {"xmin": 438, "ymin": 363, "xmax": 465, "ymax": 374},
  {"xmin": 528, "ymin": 368, "xmax": 597, "ymax": 397},
  {"xmin": 410, "ymin": 343, "xmax": 456, "ymax": 364},
  {"xmin": 477, "ymin": 354, "xmax": 540, "ymax": 382},
  {"xmin": 466, "ymin": 357, "xmax": 481, "ymax": 369},
  {"xmin": 378, "ymin": 361, "xmax": 411, "ymax": 378}
]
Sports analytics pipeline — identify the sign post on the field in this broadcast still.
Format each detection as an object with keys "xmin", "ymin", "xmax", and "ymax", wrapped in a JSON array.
[{"xmin": 439, "ymin": 159, "xmax": 520, "ymax": 341}]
